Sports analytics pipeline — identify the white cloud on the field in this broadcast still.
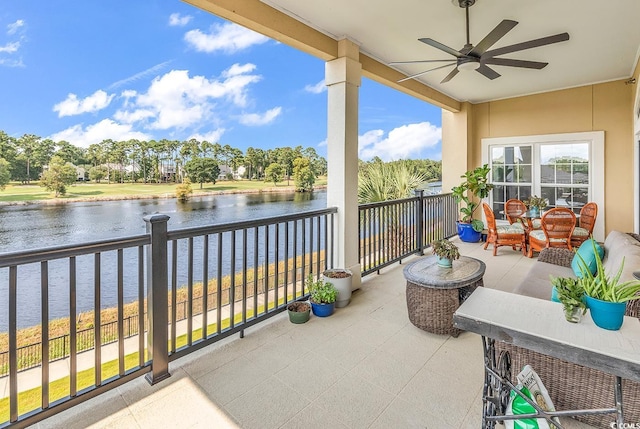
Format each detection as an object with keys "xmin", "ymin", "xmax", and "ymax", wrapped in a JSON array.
[
  {"xmin": 304, "ymin": 80, "xmax": 326, "ymax": 94},
  {"xmin": 188, "ymin": 129, "xmax": 226, "ymax": 144},
  {"xmin": 0, "ymin": 41, "xmax": 19, "ymax": 53},
  {"xmin": 53, "ymin": 90, "xmax": 115, "ymax": 117},
  {"xmin": 239, "ymin": 107, "xmax": 282, "ymax": 126},
  {"xmin": 169, "ymin": 13, "xmax": 192, "ymax": 27},
  {"xmin": 358, "ymin": 122, "xmax": 441, "ymax": 161},
  {"xmin": 184, "ymin": 22, "xmax": 268, "ymax": 54},
  {"xmin": 48, "ymin": 119, "xmax": 151, "ymax": 148},
  {"xmin": 7, "ymin": 20, "xmax": 25, "ymax": 35},
  {"xmin": 116, "ymin": 64, "xmax": 262, "ymax": 130}
]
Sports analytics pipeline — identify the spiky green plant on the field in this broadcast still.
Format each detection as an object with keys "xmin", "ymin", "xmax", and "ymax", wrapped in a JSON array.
[
  {"xmin": 576, "ymin": 239, "xmax": 640, "ymax": 303},
  {"xmin": 357, "ymin": 160, "xmax": 426, "ymax": 203}
]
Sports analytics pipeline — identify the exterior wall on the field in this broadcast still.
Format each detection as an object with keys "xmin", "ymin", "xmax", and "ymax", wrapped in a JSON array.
[{"xmin": 469, "ymin": 80, "xmax": 634, "ymax": 234}]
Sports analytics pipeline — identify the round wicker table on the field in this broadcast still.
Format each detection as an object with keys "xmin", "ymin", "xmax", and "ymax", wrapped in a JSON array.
[{"xmin": 403, "ymin": 255, "xmax": 485, "ymax": 337}]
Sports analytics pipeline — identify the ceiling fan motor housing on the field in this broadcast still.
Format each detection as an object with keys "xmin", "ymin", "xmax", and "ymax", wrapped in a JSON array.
[{"xmin": 453, "ymin": 0, "xmax": 476, "ymax": 8}]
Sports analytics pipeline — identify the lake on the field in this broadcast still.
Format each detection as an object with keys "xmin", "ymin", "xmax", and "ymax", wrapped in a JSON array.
[{"xmin": 0, "ymin": 190, "xmax": 327, "ymax": 330}]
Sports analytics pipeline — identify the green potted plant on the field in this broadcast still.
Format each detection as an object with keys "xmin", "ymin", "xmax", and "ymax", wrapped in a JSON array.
[
  {"xmin": 431, "ymin": 238, "xmax": 460, "ymax": 268},
  {"xmin": 524, "ymin": 195, "xmax": 548, "ymax": 217},
  {"xmin": 576, "ymin": 240, "xmax": 640, "ymax": 330},
  {"xmin": 550, "ymin": 276, "xmax": 586, "ymax": 323},
  {"xmin": 451, "ymin": 164, "xmax": 494, "ymax": 242},
  {"xmin": 287, "ymin": 301, "xmax": 311, "ymax": 324},
  {"xmin": 306, "ymin": 273, "xmax": 338, "ymax": 317}
]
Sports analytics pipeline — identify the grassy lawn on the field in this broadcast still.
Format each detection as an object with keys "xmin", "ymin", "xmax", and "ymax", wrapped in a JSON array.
[{"xmin": 0, "ymin": 177, "xmax": 327, "ymax": 203}]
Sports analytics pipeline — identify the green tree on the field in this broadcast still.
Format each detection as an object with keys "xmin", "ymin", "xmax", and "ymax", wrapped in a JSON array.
[
  {"xmin": 89, "ymin": 165, "xmax": 108, "ymax": 183},
  {"xmin": 293, "ymin": 157, "xmax": 315, "ymax": 192},
  {"xmin": 40, "ymin": 155, "xmax": 77, "ymax": 197},
  {"xmin": 264, "ymin": 162, "xmax": 284, "ymax": 186},
  {"xmin": 0, "ymin": 158, "xmax": 11, "ymax": 190},
  {"xmin": 184, "ymin": 157, "xmax": 220, "ymax": 189},
  {"xmin": 15, "ymin": 134, "xmax": 40, "ymax": 183}
]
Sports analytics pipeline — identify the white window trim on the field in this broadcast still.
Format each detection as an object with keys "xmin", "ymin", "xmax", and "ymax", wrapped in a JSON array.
[
  {"xmin": 482, "ymin": 131, "xmax": 605, "ymax": 241},
  {"xmin": 633, "ymin": 82, "xmax": 640, "ymax": 233}
]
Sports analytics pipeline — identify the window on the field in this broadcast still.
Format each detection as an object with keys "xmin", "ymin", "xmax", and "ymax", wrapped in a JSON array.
[{"xmin": 482, "ymin": 132, "xmax": 605, "ymax": 240}]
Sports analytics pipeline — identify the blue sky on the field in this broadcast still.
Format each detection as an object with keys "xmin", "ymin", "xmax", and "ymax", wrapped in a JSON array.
[{"xmin": 0, "ymin": 1, "xmax": 442, "ymax": 161}]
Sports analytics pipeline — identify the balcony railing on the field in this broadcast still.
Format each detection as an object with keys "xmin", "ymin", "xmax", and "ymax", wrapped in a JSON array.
[
  {"xmin": 359, "ymin": 191, "xmax": 457, "ymax": 275},
  {"xmin": 0, "ymin": 192, "xmax": 457, "ymax": 427}
]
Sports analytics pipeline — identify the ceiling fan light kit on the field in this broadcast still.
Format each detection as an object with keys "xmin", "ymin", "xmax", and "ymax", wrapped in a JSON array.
[
  {"xmin": 392, "ymin": 0, "xmax": 569, "ymax": 83},
  {"xmin": 457, "ymin": 60, "xmax": 481, "ymax": 71}
]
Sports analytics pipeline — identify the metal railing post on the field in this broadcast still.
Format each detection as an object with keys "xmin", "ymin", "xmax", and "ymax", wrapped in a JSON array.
[
  {"xmin": 144, "ymin": 213, "xmax": 171, "ymax": 385},
  {"xmin": 414, "ymin": 190, "xmax": 424, "ymax": 255}
]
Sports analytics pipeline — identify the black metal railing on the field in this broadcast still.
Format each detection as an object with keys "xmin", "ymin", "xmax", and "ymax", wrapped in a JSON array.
[
  {"xmin": 0, "ymin": 208, "xmax": 337, "ymax": 428},
  {"xmin": 0, "ymin": 191, "xmax": 459, "ymax": 427},
  {"xmin": 358, "ymin": 192, "xmax": 457, "ymax": 275}
]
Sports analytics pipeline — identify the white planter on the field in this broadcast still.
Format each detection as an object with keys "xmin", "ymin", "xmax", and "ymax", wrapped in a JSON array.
[{"xmin": 322, "ymin": 269, "xmax": 352, "ymax": 308}]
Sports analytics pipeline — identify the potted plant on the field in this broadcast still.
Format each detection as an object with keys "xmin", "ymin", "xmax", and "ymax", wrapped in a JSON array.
[
  {"xmin": 576, "ymin": 240, "xmax": 640, "ymax": 330},
  {"xmin": 287, "ymin": 301, "xmax": 311, "ymax": 324},
  {"xmin": 431, "ymin": 238, "xmax": 460, "ymax": 268},
  {"xmin": 451, "ymin": 164, "xmax": 494, "ymax": 242},
  {"xmin": 524, "ymin": 195, "xmax": 548, "ymax": 217},
  {"xmin": 306, "ymin": 273, "xmax": 338, "ymax": 317},
  {"xmin": 322, "ymin": 268, "xmax": 352, "ymax": 308},
  {"xmin": 550, "ymin": 276, "xmax": 586, "ymax": 323}
]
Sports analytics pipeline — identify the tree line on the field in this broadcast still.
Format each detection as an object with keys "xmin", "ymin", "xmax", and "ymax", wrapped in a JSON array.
[
  {"xmin": 0, "ymin": 130, "xmax": 328, "ymax": 191},
  {"xmin": 0, "ymin": 130, "xmax": 442, "ymax": 197}
]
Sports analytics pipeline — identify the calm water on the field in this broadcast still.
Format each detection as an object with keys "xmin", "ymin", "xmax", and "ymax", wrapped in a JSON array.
[{"xmin": 0, "ymin": 191, "xmax": 327, "ymax": 330}]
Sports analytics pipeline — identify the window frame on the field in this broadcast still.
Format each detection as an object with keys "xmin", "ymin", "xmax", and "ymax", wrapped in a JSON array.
[{"xmin": 482, "ymin": 131, "xmax": 605, "ymax": 241}]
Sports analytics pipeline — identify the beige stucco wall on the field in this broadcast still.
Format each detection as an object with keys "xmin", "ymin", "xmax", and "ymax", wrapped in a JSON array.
[{"xmin": 467, "ymin": 80, "xmax": 634, "ymax": 234}]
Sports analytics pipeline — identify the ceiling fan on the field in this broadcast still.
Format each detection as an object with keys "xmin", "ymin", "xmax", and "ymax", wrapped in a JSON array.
[{"xmin": 391, "ymin": 0, "xmax": 569, "ymax": 83}]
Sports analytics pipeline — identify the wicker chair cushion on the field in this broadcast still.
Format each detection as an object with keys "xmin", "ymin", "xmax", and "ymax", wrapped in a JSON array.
[
  {"xmin": 529, "ymin": 229, "xmax": 569, "ymax": 243},
  {"xmin": 496, "ymin": 224, "xmax": 525, "ymax": 235},
  {"xmin": 531, "ymin": 219, "xmax": 542, "ymax": 229},
  {"xmin": 572, "ymin": 226, "xmax": 589, "ymax": 237}
]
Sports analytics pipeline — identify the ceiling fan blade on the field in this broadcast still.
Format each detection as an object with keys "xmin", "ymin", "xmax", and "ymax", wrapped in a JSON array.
[
  {"xmin": 468, "ymin": 20, "xmax": 518, "ymax": 57},
  {"xmin": 389, "ymin": 59, "xmax": 457, "ymax": 65},
  {"xmin": 476, "ymin": 64, "xmax": 501, "ymax": 80},
  {"xmin": 398, "ymin": 63, "xmax": 456, "ymax": 83},
  {"xmin": 483, "ymin": 32, "xmax": 570, "ymax": 58},
  {"xmin": 440, "ymin": 68, "xmax": 459, "ymax": 84},
  {"xmin": 418, "ymin": 38, "xmax": 464, "ymax": 58},
  {"xmin": 483, "ymin": 57, "xmax": 548, "ymax": 69}
]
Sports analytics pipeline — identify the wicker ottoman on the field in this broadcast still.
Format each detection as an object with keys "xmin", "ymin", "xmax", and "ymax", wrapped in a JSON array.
[{"xmin": 404, "ymin": 255, "xmax": 485, "ymax": 337}]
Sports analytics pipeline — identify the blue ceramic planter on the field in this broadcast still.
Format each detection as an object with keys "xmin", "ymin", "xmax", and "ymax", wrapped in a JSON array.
[
  {"xmin": 437, "ymin": 256, "xmax": 453, "ymax": 268},
  {"xmin": 310, "ymin": 301, "xmax": 335, "ymax": 317},
  {"xmin": 585, "ymin": 295, "xmax": 626, "ymax": 330},
  {"xmin": 457, "ymin": 222, "xmax": 481, "ymax": 243}
]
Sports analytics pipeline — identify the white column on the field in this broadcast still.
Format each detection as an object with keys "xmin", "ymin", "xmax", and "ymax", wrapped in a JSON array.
[{"xmin": 325, "ymin": 39, "xmax": 362, "ymax": 289}]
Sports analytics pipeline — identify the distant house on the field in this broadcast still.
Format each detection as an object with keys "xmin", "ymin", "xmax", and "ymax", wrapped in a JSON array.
[
  {"xmin": 218, "ymin": 164, "xmax": 243, "ymax": 180},
  {"xmin": 76, "ymin": 166, "xmax": 86, "ymax": 181}
]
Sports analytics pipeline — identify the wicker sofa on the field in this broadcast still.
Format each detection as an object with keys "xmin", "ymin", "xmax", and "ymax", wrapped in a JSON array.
[{"xmin": 496, "ymin": 230, "xmax": 640, "ymax": 427}]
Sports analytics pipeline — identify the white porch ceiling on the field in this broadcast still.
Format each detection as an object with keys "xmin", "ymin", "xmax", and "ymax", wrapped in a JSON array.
[{"xmin": 261, "ymin": 0, "xmax": 640, "ymax": 103}]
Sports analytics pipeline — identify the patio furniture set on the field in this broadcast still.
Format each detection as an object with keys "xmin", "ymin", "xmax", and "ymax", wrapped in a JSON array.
[
  {"xmin": 482, "ymin": 199, "xmax": 598, "ymax": 258},
  {"xmin": 403, "ymin": 224, "xmax": 640, "ymax": 426}
]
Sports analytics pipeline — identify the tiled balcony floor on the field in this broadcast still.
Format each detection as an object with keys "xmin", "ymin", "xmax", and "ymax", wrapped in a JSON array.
[{"xmin": 36, "ymin": 240, "xmax": 595, "ymax": 429}]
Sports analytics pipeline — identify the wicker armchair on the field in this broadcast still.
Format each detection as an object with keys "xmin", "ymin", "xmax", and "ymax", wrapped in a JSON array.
[
  {"xmin": 528, "ymin": 207, "xmax": 576, "ymax": 258},
  {"xmin": 505, "ymin": 199, "xmax": 527, "ymax": 230},
  {"xmin": 571, "ymin": 202, "xmax": 598, "ymax": 247},
  {"xmin": 482, "ymin": 203, "xmax": 526, "ymax": 256},
  {"xmin": 495, "ymin": 247, "xmax": 640, "ymax": 428}
]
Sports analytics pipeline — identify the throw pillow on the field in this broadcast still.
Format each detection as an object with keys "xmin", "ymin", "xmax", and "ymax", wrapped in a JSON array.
[{"xmin": 571, "ymin": 238, "xmax": 604, "ymax": 277}]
